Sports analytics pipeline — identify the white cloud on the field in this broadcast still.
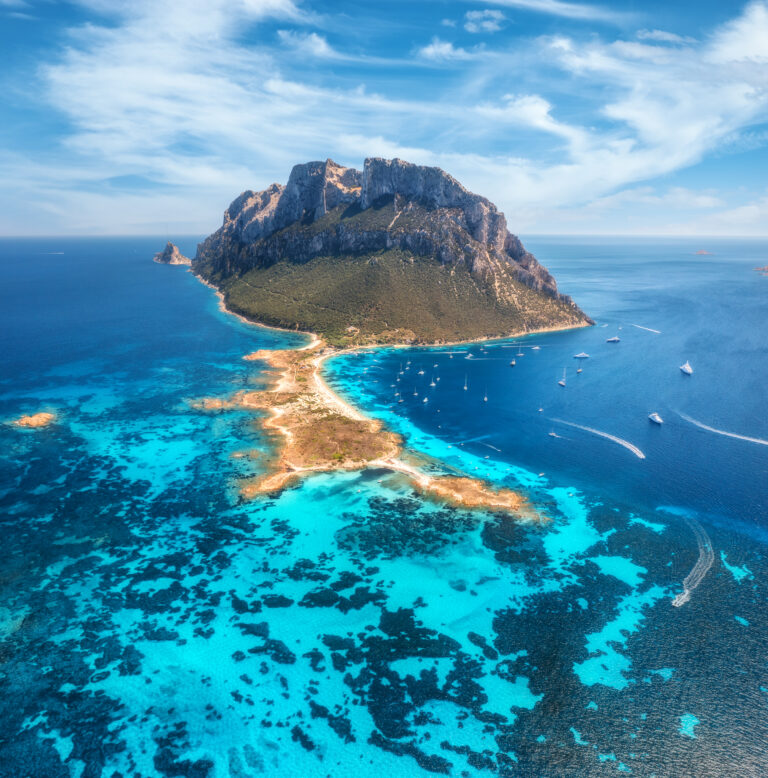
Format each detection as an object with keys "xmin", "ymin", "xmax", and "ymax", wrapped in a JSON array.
[
  {"xmin": 441, "ymin": 18, "xmax": 457, "ymax": 27},
  {"xmin": 476, "ymin": 0, "xmax": 627, "ymax": 23},
  {"xmin": 637, "ymin": 29, "xmax": 696, "ymax": 45},
  {"xmin": 707, "ymin": 0, "xmax": 768, "ymax": 63},
  {"xmin": 277, "ymin": 30, "xmax": 336, "ymax": 58},
  {"xmin": 465, "ymin": 10, "xmax": 505, "ymax": 33},
  {"xmin": 417, "ymin": 37, "xmax": 476, "ymax": 61}
]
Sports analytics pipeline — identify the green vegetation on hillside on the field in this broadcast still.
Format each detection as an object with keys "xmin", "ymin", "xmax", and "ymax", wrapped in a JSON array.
[{"xmin": 212, "ymin": 249, "xmax": 586, "ymax": 347}]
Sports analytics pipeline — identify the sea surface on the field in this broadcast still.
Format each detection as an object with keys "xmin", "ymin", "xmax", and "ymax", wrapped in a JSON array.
[{"xmin": 0, "ymin": 236, "xmax": 766, "ymax": 777}]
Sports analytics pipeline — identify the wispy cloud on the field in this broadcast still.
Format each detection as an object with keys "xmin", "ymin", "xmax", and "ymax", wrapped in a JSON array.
[
  {"xmin": 636, "ymin": 29, "xmax": 696, "ymax": 45},
  {"xmin": 1, "ymin": 0, "xmax": 768, "ymax": 234},
  {"xmin": 477, "ymin": 0, "xmax": 628, "ymax": 24}
]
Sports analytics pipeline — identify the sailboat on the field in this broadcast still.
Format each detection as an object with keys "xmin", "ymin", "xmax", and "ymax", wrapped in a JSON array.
[
  {"xmin": 483, "ymin": 387, "xmax": 488, "ymax": 402},
  {"xmin": 558, "ymin": 368, "xmax": 566, "ymax": 387},
  {"xmin": 680, "ymin": 360, "xmax": 693, "ymax": 375},
  {"xmin": 429, "ymin": 375, "xmax": 436, "ymax": 387},
  {"xmin": 517, "ymin": 345, "xmax": 524, "ymax": 357},
  {"xmin": 509, "ymin": 358, "xmax": 516, "ymax": 367},
  {"xmin": 463, "ymin": 374, "xmax": 468, "ymax": 391}
]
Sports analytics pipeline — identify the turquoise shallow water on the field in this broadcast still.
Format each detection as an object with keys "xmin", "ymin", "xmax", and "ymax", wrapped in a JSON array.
[{"xmin": 0, "ymin": 237, "xmax": 767, "ymax": 777}]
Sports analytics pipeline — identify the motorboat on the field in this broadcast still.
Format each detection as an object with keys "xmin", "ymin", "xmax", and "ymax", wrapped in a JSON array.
[
  {"xmin": 574, "ymin": 352, "xmax": 590, "ymax": 359},
  {"xmin": 532, "ymin": 346, "xmax": 541, "ymax": 351},
  {"xmin": 680, "ymin": 361, "xmax": 693, "ymax": 375},
  {"xmin": 648, "ymin": 412, "xmax": 663, "ymax": 425},
  {"xmin": 509, "ymin": 359, "xmax": 516, "ymax": 367},
  {"xmin": 606, "ymin": 336, "xmax": 620, "ymax": 343}
]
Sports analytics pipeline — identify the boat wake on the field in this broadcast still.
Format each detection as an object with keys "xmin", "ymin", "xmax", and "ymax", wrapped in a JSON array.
[
  {"xmin": 678, "ymin": 412, "xmax": 768, "ymax": 447},
  {"xmin": 672, "ymin": 517, "xmax": 715, "ymax": 607},
  {"xmin": 630, "ymin": 324, "xmax": 661, "ymax": 334},
  {"xmin": 551, "ymin": 419, "xmax": 646, "ymax": 459}
]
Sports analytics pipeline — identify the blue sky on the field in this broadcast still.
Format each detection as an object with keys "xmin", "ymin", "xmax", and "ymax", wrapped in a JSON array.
[{"xmin": 1, "ymin": 0, "xmax": 768, "ymax": 235}]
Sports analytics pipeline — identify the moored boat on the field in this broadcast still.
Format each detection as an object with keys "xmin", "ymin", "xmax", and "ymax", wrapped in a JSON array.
[{"xmin": 649, "ymin": 412, "xmax": 663, "ymax": 425}]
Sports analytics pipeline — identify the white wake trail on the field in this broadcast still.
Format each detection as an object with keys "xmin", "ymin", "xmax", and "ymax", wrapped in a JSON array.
[
  {"xmin": 551, "ymin": 419, "xmax": 646, "ymax": 459},
  {"xmin": 679, "ymin": 412, "xmax": 768, "ymax": 447},
  {"xmin": 630, "ymin": 324, "xmax": 661, "ymax": 334},
  {"xmin": 672, "ymin": 517, "xmax": 715, "ymax": 607}
]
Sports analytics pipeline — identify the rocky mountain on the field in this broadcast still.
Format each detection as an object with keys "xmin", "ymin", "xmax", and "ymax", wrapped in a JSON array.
[
  {"xmin": 193, "ymin": 158, "xmax": 591, "ymax": 345},
  {"xmin": 153, "ymin": 242, "xmax": 190, "ymax": 266}
]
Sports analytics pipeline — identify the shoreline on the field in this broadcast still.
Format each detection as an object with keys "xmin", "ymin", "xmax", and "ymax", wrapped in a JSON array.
[{"xmin": 187, "ymin": 270, "xmax": 588, "ymax": 519}]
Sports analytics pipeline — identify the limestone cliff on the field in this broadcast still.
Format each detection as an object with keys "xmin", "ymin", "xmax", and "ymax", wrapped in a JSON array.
[
  {"xmin": 194, "ymin": 158, "xmax": 591, "ymax": 344},
  {"xmin": 153, "ymin": 242, "xmax": 191, "ymax": 266}
]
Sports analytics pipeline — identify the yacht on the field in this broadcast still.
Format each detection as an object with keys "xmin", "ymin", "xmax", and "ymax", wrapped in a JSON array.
[
  {"xmin": 418, "ymin": 369, "xmax": 425, "ymax": 375},
  {"xmin": 558, "ymin": 368, "xmax": 566, "ymax": 387},
  {"xmin": 532, "ymin": 345, "xmax": 541, "ymax": 351},
  {"xmin": 509, "ymin": 359, "xmax": 516, "ymax": 367},
  {"xmin": 548, "ymin": 431, "xmax": 559, "ymax": 438},
  {"xmin": 574, "ymin": 352, "xmax": 590, "ymax": 359},
  {"xmin": 606, "ymin": 336, "xmax": 620, "ymax": 343},
  {"xmin": 680, "ymin": 361, "xmax": 693, "ymax": 375},
  {"xmin": 423, "ymin": 397, "xmax": 428, "ymax": 403},
  {"xmin": 648, "ymin": 412, "xmax": 663, "ymax": 425}
]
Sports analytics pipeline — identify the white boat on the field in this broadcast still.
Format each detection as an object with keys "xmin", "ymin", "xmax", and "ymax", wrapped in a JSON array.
[
  {"xmin": 463, "ymin": 375, "xmax": 468, "ymax": 391},
  {"xmin": 574, "ymin": 352, "xmax": 590, "ymax": 359},
  {"xmin": 548, "ymin": 431, "xmax": 559, "ymax": 438},
  {"xmin": 418, "ymin": 369, "xmax": 425, "ymax": 375},
  {"xmin": 577, "ymin": 366, "xmax": 583, "ymax": 374},
  {"xmin": 538, "ymin": 406, "xmax": 544, "ymax": 412},
  {"xmin": 509, "ymin": 359, "xmax": 516, "ymax": 367},
  {"xmin": 558, "ymin": 368, "xmax": 566, "ymax": 387},
  {"xmin": 423, "ymin": 397, "xmax": 428, "ymax": 403},
  {"xmin": 430, "ymin": 377, "xmax": 436, "ymax": 387},
  {"xmin": 680, "ymin": 361, "xmax": 693, "ymax": 375},
  {"xmin": 483, "ymin": 388, "xmax": 488, "ymax": 402},
  {"xmin": 606, "ymin": 336, "xmax": 620, "ymax": 343},
  {"xmin": 649, "ymin": 412, "xmax": 664, "ymax": 425},
  {"xmin": 532, "ymin": 346, "xmax": 541, "ymax": 351}
]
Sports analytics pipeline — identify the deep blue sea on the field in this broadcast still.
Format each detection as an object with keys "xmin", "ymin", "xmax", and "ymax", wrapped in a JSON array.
[{"xmin": 1, "ymin": 236, "xmax": 766, "ymax": 777}]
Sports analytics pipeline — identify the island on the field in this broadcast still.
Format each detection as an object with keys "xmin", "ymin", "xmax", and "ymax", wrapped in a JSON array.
[
  {"xmin": 11, "ymin": 412, "xmax": 56, "ymax": 428},
  {"xmin": 153, "ymin": 241, "xmax": 190, "ymax": 265},
  {"xmin": 173, "ymin": 157, "xmax": 592, "ymax": 517}
]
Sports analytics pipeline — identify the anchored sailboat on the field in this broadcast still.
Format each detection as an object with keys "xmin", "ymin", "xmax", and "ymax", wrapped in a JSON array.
[
  {"xmin": 680, "ymin": 360, "xmax": 693, "ymax": 375},
  {"xmin": 558, "ymin": 368, "xmax": 567, "ymax": 387}
]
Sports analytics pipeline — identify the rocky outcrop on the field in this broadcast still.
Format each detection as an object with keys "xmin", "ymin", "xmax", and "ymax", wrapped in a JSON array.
[
  {"xmin": 192, "ymin": 158, "xmax": 591, "ymax": 342},
  {"xmin": 153, "ymin": 242, "xmax": 191, "ymax": 266},
  {"xmin": 194, "ymin": 157, "xmax": 570, "ymax": 301}
]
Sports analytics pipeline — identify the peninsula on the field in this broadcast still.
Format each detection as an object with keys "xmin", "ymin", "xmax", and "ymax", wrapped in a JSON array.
[
  {"xmin": 191, "ymin": 339, "xmax": 535, "ymax": 517},
  {"xmin": 171, "ymin": 158, "xmax": 591, "ymax": 517}
]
